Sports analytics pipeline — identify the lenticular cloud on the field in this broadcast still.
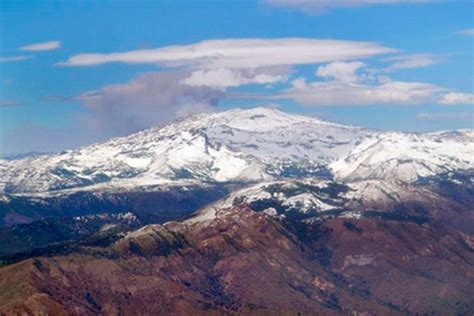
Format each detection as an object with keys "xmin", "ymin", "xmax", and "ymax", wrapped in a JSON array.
[{"xmin": 58, "ymin": 38, "xmax": 395, "ymax": 68}]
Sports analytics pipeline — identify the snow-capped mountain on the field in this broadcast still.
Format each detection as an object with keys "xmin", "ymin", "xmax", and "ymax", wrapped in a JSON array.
[{"xmin": 1, "ymin": 107, "xmax": 472, "ymax": 194}]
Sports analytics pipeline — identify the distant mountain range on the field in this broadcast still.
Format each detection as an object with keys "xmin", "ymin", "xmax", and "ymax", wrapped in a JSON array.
[{"xmin": 0, "ymin": 107, "xmax": 473, "ymax": 314}]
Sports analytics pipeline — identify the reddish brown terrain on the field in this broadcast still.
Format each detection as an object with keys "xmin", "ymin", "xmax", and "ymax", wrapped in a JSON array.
[{"xmin": 1, "ymin": 204, "xmax": 473, "ymax": 315}]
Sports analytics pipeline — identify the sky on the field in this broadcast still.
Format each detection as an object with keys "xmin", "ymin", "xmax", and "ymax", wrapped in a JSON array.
[{"xmin": 0, "ymin": 0, "xmax": 473, "ymax": 154}]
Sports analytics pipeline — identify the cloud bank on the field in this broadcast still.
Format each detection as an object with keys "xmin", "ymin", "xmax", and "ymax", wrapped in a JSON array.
[
  {"xmin": 270, "ymin": 79, "xmax": 446, "ymax": 106},
  {"xmin": 58, "ymin": 38, "xmax": 395, "ymax": 67},
  {"xmin": 235, "ymin": 61, "xmax": 474, "ymax": 106}
]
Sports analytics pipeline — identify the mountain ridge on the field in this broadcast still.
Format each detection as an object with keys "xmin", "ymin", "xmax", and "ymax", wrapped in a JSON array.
[{"xmin": 1, "ymin": 106, "xmax": 472, "ymax": 194}]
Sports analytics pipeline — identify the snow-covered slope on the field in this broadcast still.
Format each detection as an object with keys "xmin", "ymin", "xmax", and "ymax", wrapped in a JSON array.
[
  {"xmin": 330, "ymin": 130, "xmax": 474, "ymax": 183},
  {"xmin": 181, "ymin": 177, "xmax": 459, "ymax": 225},
  {"xmin": 217, "ymin": 177, "xmax": 463, "ymax": 213},
  {"xmin": 1, "ymin": 107, "xmax": 472, "ymax": 194},
  {"xmin": 216, "ymin": 179, "xmax": 346, "ymax": 213}
]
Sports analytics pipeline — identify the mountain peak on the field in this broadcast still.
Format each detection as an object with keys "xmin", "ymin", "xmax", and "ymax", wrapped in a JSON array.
[
  {"xmin": 164, "ymin": 106, "xmax": 333, "ymax": 134},
  {"xmin": 210, "ymin": 106, "xmax": 331, "ymax": 130}
]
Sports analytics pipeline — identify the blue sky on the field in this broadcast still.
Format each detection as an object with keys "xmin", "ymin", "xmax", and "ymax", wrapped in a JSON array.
[{"xmin": 0, "ymin": 0, "xmax": 473, "ymax": 154}]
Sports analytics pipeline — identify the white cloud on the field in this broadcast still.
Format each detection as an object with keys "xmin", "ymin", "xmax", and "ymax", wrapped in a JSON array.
[
  {"xmin": 250, "ymin": 78, "xmax": 474, "ymax": 106},
  {"xmin": 439, "ymin": 92, "xmax": 474, "ymax": 105},
  {"xmin": 455, "ymin": 28, "xmax": 474, "ymax": 36},
  {"xmin": 58, "ymin": 38, "xmax": 395, "ymax": 68},
  {"xmin": 272, "ymin": 79, "xmax": 445, "ymax": 106},
  {"xmin": 265, "ymin": 0, "xmax": 443, "ymax": 13},
  {"xmin": 416, "ymin": 112, "xmax": 472, "ymax": 121},
  {"xmin": 385, "ymin": 53, "xmax": 445, "ymax": 71},
  {"xmin": 316, "ymin": 61, "xmax": 366, "ymax": 83},
  {"xmin": 181, "ymin": 68, "xmax": 287, "ymax": 88},
  {"xmin": 0, "ymin": 55, "xmax": 32, "ymax": 63},
  {"xmin": 19, "ymin": 40, "xmax": 61, "ymax": 52},
  {"xmin": 233, "ymin": 60, "xmax": 472, "ymax": 106}
]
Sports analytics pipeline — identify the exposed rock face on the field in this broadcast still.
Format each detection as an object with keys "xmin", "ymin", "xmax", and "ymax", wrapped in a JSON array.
[{"xmin": 1, "ymin": 203, "xmax": 473, "ymax": 315}]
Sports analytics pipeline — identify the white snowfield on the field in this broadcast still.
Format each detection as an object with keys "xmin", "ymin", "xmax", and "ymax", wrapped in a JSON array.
[{"xmin": 0, "ymin": 107, "xmax": 472, "ymax": 194}]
